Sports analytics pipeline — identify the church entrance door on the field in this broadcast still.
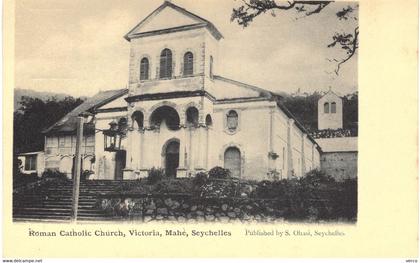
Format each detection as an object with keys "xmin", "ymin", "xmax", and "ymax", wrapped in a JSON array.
[
  {"xmin": 114, "ymin": 150, "xmax": 126, "ymax": 180},
  {"xmin": 164, "ymin": 140, "xmax": 179, "ymax": 178}
]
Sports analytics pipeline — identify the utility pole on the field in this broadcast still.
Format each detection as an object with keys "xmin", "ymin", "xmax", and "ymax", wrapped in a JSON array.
[{"xmin": 71, "ymin": 116, "xmax": 84, "ymax": 222}]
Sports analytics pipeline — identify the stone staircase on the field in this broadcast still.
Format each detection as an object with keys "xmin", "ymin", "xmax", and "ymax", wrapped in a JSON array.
[{"xmin": 13, "ymin": 179, "xmax": 128, "ymax": 222}]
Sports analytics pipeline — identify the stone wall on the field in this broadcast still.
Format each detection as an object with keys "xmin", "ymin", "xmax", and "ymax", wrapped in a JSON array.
[
  {"xmin": 97, "ymin": 195, "xmax": 291, "ymax": 223},
  {"xmin": 94, "ymin": 172, "xmax": 357, "ymax": 223},
  {"xmin": 321, "ymin": 152, "xmax": 358, "ymax": 181}
]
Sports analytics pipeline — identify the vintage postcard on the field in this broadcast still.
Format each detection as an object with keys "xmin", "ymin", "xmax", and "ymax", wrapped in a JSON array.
[{"xmin": 2, "ymin": 0, "xmax": 418, "ymax": 259}]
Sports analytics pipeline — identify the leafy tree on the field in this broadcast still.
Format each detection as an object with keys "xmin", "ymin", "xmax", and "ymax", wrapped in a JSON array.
[
  {"xmin": 231, "ymin": 0, "xmax": 358, "ymax": 74},
  {"xmin": 281, "ymin": 91, "xmax": 322, "ymax": 131},
  {"xmin": 13, "ymin": 96, "xmax": 84, "ymax": 153},
  {"xmin": 281, "ymin": 91, "xmax": 358, "ymax": 131},
  {"xmin": 342, "ymin": 92, "xmax": 358, "ymax": 130}
]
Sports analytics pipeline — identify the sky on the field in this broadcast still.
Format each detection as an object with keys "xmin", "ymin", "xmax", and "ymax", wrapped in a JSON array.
[{"xmin": 15, "ymin": 0, "xmax": 358, "ymax": 97}]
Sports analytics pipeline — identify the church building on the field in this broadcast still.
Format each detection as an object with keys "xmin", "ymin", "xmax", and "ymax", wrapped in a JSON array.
[{"xmin": 44, "ymin": 1, "xmax": 322, "ymax": 181}]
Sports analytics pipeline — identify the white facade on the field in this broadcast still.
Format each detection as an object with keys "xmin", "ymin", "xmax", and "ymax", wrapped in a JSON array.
[
  {"xmin": 17, "ymin": 151, "xmax": 45, "ymax": 176},
  {"xmin": 90, "ymin": 1, "xmax": 321, "ymax": 181},
  {"xmin": 44, "ymin": 134, "xmax": 95, "ymax": 178},
  {"xmin": 318, "ymin": 90, "xmax": 343, "ymax": 130}
]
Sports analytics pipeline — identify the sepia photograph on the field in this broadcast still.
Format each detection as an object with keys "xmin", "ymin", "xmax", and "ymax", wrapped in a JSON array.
[{"xmin": 12, "ymin": 0, "xmax": 359, "ymax": 224}]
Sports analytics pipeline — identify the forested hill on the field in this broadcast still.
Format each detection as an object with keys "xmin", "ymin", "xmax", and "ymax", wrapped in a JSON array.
[
  {"xmin": 14, "ymin": 88, "xmax": 87, "ymax": 111},
  {"xmin": 281, "ymin": 91, "xmax": 358, "ymax": 132},
  {"xmin": 14, "ymin": 90, "xmax": 85, "ymax": 153}
]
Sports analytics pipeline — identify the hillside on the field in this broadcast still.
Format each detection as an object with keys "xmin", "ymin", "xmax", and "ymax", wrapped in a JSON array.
[
  {"xmin": 14, "ymin": 88, "xmax": 87, "ymax": 111},
  {"xmin": 282, "ymin": 91, "xmax": 358, "ymax": 132}
]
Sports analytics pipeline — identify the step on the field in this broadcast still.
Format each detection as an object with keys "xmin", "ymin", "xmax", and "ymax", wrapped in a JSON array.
[
  {"xmin": 14, "ymin": 207, "xmax": 70, "ymax": 212},
  {"xmin": 40, "ymin": 204, "xmax": 96, "ymax": 209},
  {"xmin": 13, "ymin": 210, "xmax": 70, "ymax": 216},
  {"xmin": 14, "ymin": 207, "xmax": 105, "ymax": 214},
  {"xmin": 13, "ymin": 214, "xmax": 71, "ymax": 220},
  {"xmin": 77, "ymin": 212, "xmax": 108, "ymax": 217},
  {"xmin": 13, "ymin": 218, "xmax": 70, "ymax": 223},
  {"xmin": 15, "ymin": 202, "xmax": 97, "ymax": 206},
  {"xmin": 76, "ymin": 216, "xmax": 117, "ymax": 221}
]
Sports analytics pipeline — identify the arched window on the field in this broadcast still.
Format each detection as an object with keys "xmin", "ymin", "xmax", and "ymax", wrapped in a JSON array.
[
  {"xmin": 224, "ymin": 147, "xmax": 241, "ymax": 178},
  {"xmin": 160, "ymin": 48, "xmax": 172, "ymax": 79},
  {"xmin": 205, "ymin": 114, "xmax": 213, "ymax": 127},
  {"xmin": 324, "ymin": 102, "xmax": 329, "ymax": 113},
  {"xmin": 150, "ymin": 106, "xmax": 180, "ymax": 131},
  {"xmin": 140, "ymin": 58, "xmax": 149, "ymax": 80},
  {"xmin": 226, "ymin": 110, "xmax": 238, "ymax": 131},
  {"xmin": 118, "ymin": 117, "xmax": 128, "ymax": 133},
  {"xmin": 132, "ymin": 111, "xmax": 144, "ymax": 129},
  {"xmin": 183, "ymin": 52, "xmax": 193, "ymax": 76},
  {"xmin": 186, "ymin": 107, "xmax": 199, "ymax": 127},
  {"xmin": 209, "ymin": 55, "xmax": 214, "ymax": 78},
  {"xmin": 331, "ymin": 102, "xmax": 337, "ymax": 113}
]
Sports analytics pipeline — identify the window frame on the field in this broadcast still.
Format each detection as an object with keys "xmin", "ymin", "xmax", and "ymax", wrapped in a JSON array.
[
  {"xmin": 331, "ymin": 102, "xmax": 337, "ymax": 113},
  {"xmin": 132, "ymin": 111, "xmax": 144, "ymax": 129},
  {"xmin": 224, "ymin": 109, "xmax": 240, "ymax": 134},
  {"xmin": 24, "ymin": 155, "xmax": 37, "ymax": 171},
  {"xmin": 205, "ymin": 114, "xmax": 213, "ymax": 127},
  {"xmin": 140, "ymin": 57, "xmax": 149, "ymax": 81},
  {"xmin": 324, "ymin": 102, "xmax": 330, "ymax": 113},
  {"xmin": 159, "ymin": 48, "xmax": 173, "ymax": 79},
  {"xmin": 185, "ymin": 106, "xmax": 199, "ymax": 127},
  {"xmin": 183, "ymin": 52, "xmax": 194, "ymax": 76}
]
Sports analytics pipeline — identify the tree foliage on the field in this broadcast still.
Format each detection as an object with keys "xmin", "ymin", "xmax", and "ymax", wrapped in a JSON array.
[
  {"xmin": 281, "ymin": 91, "xmax": 358, "ymax": 131},
  {"xmin": 231, "ymin": 0, "xmax": 358, "ymax": 74},
  {"xmin": 342, "ymin": 92, "xmax": 358, "ymax": 130},
  {"xmin": 282, "ymin": 91, "xmax": 322, "ymax": 131},
  {"xmin": 14, "ymin": 96, "xmax": 84, "ymax": 153}
]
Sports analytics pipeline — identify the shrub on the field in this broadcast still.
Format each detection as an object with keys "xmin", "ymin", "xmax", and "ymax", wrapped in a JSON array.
[
  {"xmin": 334, "ymin": 178, "xmax": 357, "ymax": 220},
  {"xmin": 208, "ymin": 166, "xmax": 231, "ymax": 179},
  {"xmin": 41, "ymin": 169, "xmax": 68, "ymax": 180},
  {"xmin": 250, "ymin": 170, "xmax": 357, "ymax": 221},
  {"xmin": 147, "ymin": 167, "xmax": 165, "ymax": 184},
  {"xmin": 13, "ymin": 173, "xmax": 39, "ymax": 188},
  {"xmin": 154, "ymin": 179, "xmax": 194, "ymax": 194},
  {"xmin": 255, "ymin": 179, "xmax": 289, "ymax": 199},
  {"xmin": 300, "ymin": 169, "xmax": 336, "ymax": 187},
  {"xmin": 199, "ymin": 178, "xmax": 239, "ymax": 198},
  {"xmin": 192, "ymin": 172, "xmax": 208, "ymax": 187},
  {"xmin": 13, "ymin": 157, "xmax": 23, "ymax": 178}
]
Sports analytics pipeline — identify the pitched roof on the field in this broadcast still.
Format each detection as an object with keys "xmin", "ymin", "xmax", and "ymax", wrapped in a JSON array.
[
  {"xmin": 315, "ymin": 137, "xmax": 358, "ymax": 152},
  {"xmin": 124, "ymin": 1, "xmax": 223, "ymax": 41},
  {"xmin": 320, "ymin": 88, "xmax": 342, "ymax": 100},
  {"xmin": 42, "ymin": 89, "xmax": 128, "ymax": 135},
  {"xmin": 211, "ymin": 75, "xmax": 287, "ymax": 101},
  {"xmin": 210, "ymin": 75, "xmax": 320, "ymax": 149}
]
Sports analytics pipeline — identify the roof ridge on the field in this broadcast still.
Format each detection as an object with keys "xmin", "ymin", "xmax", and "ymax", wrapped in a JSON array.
[
  {"xmin": 213, "ymin": 75, "xmax": 276, "ymax": 98},
  {"xmin": 164, "ymin": 1, "xmax": 209, "ymax": 24},
  {"xmin": 89, "ymin": 88, "xmax": 128, "ymax": 112},
  {"xmin": 124, "ymin": 1, "xmax": 223, "ymax": 41},
  {"xmin": 322, "ymin": 89, "xmax": 343, "ymax": 99},
  {"xmin": 42, "ymin": 89, "xmax": 128, "ymax": 134}
]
